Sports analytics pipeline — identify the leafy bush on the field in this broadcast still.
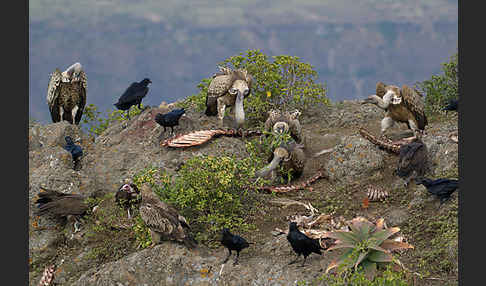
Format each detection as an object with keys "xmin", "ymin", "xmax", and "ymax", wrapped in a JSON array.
[
  {"xmin": 415, "ymin": 52, "xmax": 458, "ymax": 115},
  {"xmin": 325, "ymin": 217, "xmax": 414, "ymax": 280},
  {"xmin": 181, "ymin": 49, "xmax": 330, "ymax": 126},
  {"xmin": 81, "ymin": 103, "xmax": 145, "ymax": 137},
  {"xmin": 321, "ymin": 263, "xmax": 411, "ymax": 286}
]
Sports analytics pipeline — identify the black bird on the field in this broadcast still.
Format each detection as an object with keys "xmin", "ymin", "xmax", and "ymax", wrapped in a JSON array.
[
  {"xmin": 415, "ymin": 177, "xmax": 459, "ymax": 204},
  {"xmin": 64, "ymin": 136, "xmax": 83, "ymax": 170},
  {"xmin": 115, "ymin": 183, "xmax": 140, "ymax": 219},
  {"xmin": 114, "ymin": 78, "xmax": 152, "ymax": 119},
  {"xmin": 154, "ymin": 108, "xmax": 186, "ymax": 134},
  {"xmin": 154, "ymin": 108, "xmax": 186, "ymax": 132},
  {"xmin": 220, "ymin": 228, "xmax": 252, "ymax": 265},
  {"xmin": 287, "ymin": 222, "xmax": 324, "ymax": 267},
  {"xmin": 442, "ymin": 99, "xmax": 458, "ymax": 112},
  {"xmin": 34, "ymin": 187, "xmax": 90, "ymax": 233}
]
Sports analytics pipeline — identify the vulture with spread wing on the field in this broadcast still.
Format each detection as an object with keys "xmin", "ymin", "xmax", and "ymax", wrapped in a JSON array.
[
  {"xmin": 47, "ymin": 62, "xmax": 87, "ymax": 125},
  {"xmin": 362, "ymin": 82, "xmax": 427, "ymax": 142},
  {"xmin": 205, "ymin": 66, "xmax": 253, "ymax": 128}
]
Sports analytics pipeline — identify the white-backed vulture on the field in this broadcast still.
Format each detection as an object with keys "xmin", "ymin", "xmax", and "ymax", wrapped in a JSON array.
[
  {"xmin": 205, "ymin": 66, "xmax": 253, "ymax": 128},
  {"xmin": 47, "ymin": 62, "xmax": 87, "ymax": 125},
  {"xmin": 362, "ymin": 82, "xmax": 427, "ymax": 142}
]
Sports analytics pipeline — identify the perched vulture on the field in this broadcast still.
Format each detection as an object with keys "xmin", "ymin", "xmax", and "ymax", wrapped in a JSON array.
[
  {"xmin": 34, "ymin": 187, "xmax": 89, "ymax": 232},
  {"xmin": 256, "ymin": 140, "xmax": 306, "ymax": 183},
  {"xmin": 139, "ymin": 184, "xmax": 197, "ymax": 248},
  {"xmin": 115, "ymin": 183, "xmax": 140, "ymax": 219},
  {"xmin": 47, "ymin": 62, "xmax": 87, "ymax": 125},
  {"xmin": 205, "ymin": 66, "xmax": 253, "ymax": 128},
  {"xmin": 362, "ymin": 82, "xmax": 427, "ymax": 141},
  {"xmin": 264, "ymin": 109, "xmax": 303, "ymax": 144},
  {"xmin": 395, "ymin": 139, "xmax": 428, "ymax": 187},
  {"xmin": 114, "ymin": 78, "xmax": 152, "ymax": 119}
]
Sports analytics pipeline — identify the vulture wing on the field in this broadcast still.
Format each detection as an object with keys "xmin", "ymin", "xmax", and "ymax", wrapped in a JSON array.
[
  {"xmin": 400, "ymin": 85, "xmax": 428, "ymax": 130},
  {"xmin": 376, "ymin": 81, "xmax": 387, "ymax": 98},
  {"xmin": 139, "ymin": 199, "xmax": 186, "ymax": 237},
  {"xmin": 74, "ymin": 70, "xmax": 88, "ymax": 124},
  {"xmin": 47, "ymin": 69, "xmax": 63, "ymax": 122}
]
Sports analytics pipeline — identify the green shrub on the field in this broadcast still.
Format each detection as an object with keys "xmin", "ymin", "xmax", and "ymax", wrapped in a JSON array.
[
  {"xmin": 81, "ymin": 103, "xmax": 145, "ymax": 137},
  {"xmin": 321, "ymin": 263, "xmax": 411, "ymax": 286},
  {"xmin": 415, "ymin": 52, "xmax": 458, "ymax": 115},
  {"xmin": 182, "ymin": 49, "xmax": 330, "ymax": 126}
]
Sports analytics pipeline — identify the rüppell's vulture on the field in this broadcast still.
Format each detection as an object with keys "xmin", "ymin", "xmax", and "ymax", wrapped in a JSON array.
[
  {"xmin": 264, "ymin": 109, "xmax": 304, "ymax": 144},
  {"xmin": 47, "ymin": 62, "xmax": 87, "ymax": 125},
  {"xmin": 139, "ymin": 184, "xmax": 197, "ymax": 248},
  {"xmin": 362, "ymin": 82, "xmax": 427, "ymax": 142},
  {"xmin": 205, "ymin": 66, "xmax": 253, "ymax": 128},
  {"xmin": 34, "ymin": 187, "xmax": 89, "ymax": 233},
  {"xmin": 114, "ymin": 78, "xmax": 152, "ymax": 119},
  {"xmin": 256, "ymin": 140, "xmax": 306, "ymax": 183},
  {"xmin": 395, "ymin": 139, "xmax": 428, "ymax": 187}
]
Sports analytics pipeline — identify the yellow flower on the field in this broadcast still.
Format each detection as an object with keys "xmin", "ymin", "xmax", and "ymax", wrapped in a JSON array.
[{"xmin": 266, "ymin": 91, "xmax": 271, "ymax": 97}]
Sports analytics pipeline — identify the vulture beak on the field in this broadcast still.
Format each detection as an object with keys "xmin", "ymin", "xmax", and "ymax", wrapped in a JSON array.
[{"xmin": 255, "ymin": 147, "xmax": 288, "ymax": 178}]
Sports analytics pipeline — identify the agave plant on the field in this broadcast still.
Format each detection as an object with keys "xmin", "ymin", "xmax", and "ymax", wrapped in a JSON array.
[{"xmin": 325, "ymin": 217, "xmax": 413, "ymax": 279}]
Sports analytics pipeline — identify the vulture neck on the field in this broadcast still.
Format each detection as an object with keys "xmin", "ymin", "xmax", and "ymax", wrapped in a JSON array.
[
  {"xmin": 371, "ymin": 93, "xmax": 393, "ymax": 110},
  {"xmin": 234, "ymin": 93, "xmax": 245, "ymax": 127},
  {"xmin": 256, "ymin": 155, "xmax": 282, "ymax": 178}
]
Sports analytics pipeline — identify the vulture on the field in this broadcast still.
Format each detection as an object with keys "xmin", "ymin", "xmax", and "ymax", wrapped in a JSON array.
[
  {"xmin": 205, "ymin": 66, "xmax": 253, "ymax": 128},
  {"xmin": 287, "ymin": 222, "xmax": 324, "ymax": 267},
  {"xmin": 154, "ymin": 108, "xmax": 186, "ymax": 133},
  {"xmin": 115, "ymin": 183, "xmax": 140, "ymax": 219},
  {"xmin": 395, "ymin": 139, "xmax": 428, "ymax": 187},
  {"xmin": 256, "ymin": 140, "xmax": 305, "ymax": 183},
  {"xmin": 264, "ymin": 109, "xmax": 304, "ymax": 144},
  {"xmin": 34, "ymin": 187, "xmax": 89, "ymax": 233},
  {"xmin": 362, "ymin": 82, "xmax": 427, "ymax": 142},
  {"xmin": 47, "ymin": 62, "xmax": 87, "ymax": 125},
  {"xmin": 139, "ymin": 184, "xmax": 197, "ymax": 248},
  {"xmin": 220, "ymin": 228, "xmax": 252, "ymax": 265},
  {"xmin": 415, "ymin": 178, "xmax": 459, "ymax": 205},
  {"xmin": 114, "ymin": 78, "xmax": 152, "ymax": 119}
]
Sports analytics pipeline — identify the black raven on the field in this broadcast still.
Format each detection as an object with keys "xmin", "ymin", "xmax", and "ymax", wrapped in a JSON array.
[
  {"xmin": 442, "ymin": 99, "xmax": 458, "ymax": 112},
  {"xmin": 114, "ymin": 78, "xmax": 152, "ymax": 119},
  {"xmin": 64, "ymin": 136, "xmax": 83, "ymax": 170},
  {"xmin": 154, "ymin": 108, "xmax": 186, "ymax": 133},
  {"xmin": 287, "ymin": 222, "xmax": 323, "ymax": 267},
  {"xmin": 115, "ymin": 183, "xmax": 140, "ymax": 219},
  {"xmin": 220, "ymin": 228, "xmax": 252, "ymax": 265},
  {"xmin": 415, "ymin": 177, "xmax": 459, "ymax": 204}
]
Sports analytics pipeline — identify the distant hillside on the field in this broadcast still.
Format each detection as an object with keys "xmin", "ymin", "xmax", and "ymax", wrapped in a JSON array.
[{"xmin": 29, "ymin": 0, "xmax": 457, "ymax": 122}]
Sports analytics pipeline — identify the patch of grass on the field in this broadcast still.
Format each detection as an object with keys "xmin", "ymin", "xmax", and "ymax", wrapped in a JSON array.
[{"xmin": 319, "ymin": 264, "xmax": 412, "ymax": 286}]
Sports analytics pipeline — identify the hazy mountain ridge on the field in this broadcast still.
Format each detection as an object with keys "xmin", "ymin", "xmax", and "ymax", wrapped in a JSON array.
[{"xmin": 29, "ymin": 0, "xmax": 457, "ymax": 122}]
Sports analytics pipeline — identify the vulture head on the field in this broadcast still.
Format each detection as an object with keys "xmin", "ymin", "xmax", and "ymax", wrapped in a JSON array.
[{"xmin": 273, "ymin": 121, "xmax": 290, "ymax": 135}]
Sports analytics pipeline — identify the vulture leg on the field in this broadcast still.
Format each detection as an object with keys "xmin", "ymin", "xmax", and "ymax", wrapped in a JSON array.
[
  {"xmin": 71, "ymin": 106, "xmax": 79, "ymax": 125},
  {"xmin": 400, "ymin": 119, "xmax": 420, "ymax": 142},
  {"xmin": 127, "ymin": 208, "xmax": 132, "ymax": 219},
  {"xmin": 59, "ymin": 106, "xmax": 65, "ymax": 122},
  {"xmin": 217, "ymin": 97, "xmax": 226, "ymax": 127},
  {"xmin": 380, "ymin": 116, "xmax": 395, "ymax": 136}
]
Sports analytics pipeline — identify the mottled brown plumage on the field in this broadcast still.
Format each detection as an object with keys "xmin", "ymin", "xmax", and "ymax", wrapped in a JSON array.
[
  {"xmin": 264, "ymin": 109, "xmax": 303, "ymax": 144},
  {"xmin": 139, "ymin": 184, "xmax": 197, "ymax": 248},
  {"xmin": 205, "ymin": 66, "xmax": 253, "ymax": 127},
  {"xmin": 47, "ymin": 63, "xmax": 87, "ymax": 125},
  {"xmin": 363, "ymin": 82, "xmax": 427, "ymax": 140},
  {"xmin": 396, "ymin": 139, "xmax": 428, "ymax": 186},
  {"xmin": 256, "ymin": 141, "xmax": 306, "ymax": 183}
]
